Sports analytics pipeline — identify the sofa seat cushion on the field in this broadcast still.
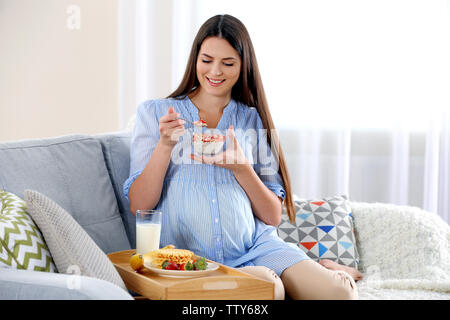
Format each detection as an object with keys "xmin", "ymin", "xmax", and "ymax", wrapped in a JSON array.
[{"xmin": 0, "ymin": 135, "xmax": 130, "ymax": 253}]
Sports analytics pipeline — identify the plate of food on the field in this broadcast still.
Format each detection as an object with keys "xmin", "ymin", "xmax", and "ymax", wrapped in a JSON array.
[{"xmin": 143, "ymin": 247, "xmax": 219, "ymax": 277}]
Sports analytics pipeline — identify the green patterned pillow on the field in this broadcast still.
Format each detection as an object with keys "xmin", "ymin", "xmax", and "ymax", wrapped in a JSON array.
[{"xmin": 0, "ymin": 190, "xmax": 56, "ymax": 272}]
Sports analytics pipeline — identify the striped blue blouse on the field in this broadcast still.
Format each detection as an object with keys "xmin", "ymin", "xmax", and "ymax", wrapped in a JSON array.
[{"xmin": 123, "ymin": 96, "xmax": 308, "ymax": 276}]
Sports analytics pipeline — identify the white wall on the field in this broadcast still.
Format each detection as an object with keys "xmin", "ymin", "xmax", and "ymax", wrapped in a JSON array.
[{"xmin": 0, "ymin": 0, "xmax": 119, "ymax": 142}]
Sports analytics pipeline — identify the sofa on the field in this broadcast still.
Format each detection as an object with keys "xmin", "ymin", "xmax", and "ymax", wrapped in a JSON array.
[{"xmin": 0, "ymin": 131, "xmax": 449, "ymax": 300}]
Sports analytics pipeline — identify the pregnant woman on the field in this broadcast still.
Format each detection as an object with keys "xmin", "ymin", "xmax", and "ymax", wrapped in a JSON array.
[{"xmin": 124, "ymin": 14, "xmax": 361, "ymax": 300}]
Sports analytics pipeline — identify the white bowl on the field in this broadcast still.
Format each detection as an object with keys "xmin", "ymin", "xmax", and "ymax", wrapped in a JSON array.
[{"xmin": 193, "ymin": 133, "xmax": 225, "ymax": 156}]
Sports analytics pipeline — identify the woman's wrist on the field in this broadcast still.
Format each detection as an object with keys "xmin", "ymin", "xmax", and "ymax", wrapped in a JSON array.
[
  {"xmin": 231, "ymin": 162, "xmax": 253, "ymax": 177},
  {"xmin": 157, "ymin": 140, "xmax": 176, "ymax": 154}
]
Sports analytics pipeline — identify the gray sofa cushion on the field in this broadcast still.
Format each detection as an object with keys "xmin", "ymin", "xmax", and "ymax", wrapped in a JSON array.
[
  {"xmin": 0, "ymin": 135, "xmax": 131, "ymax": 253},
  {"xmin": 95, "ymin": 131, "xmax": 136, "ymax": 248}
]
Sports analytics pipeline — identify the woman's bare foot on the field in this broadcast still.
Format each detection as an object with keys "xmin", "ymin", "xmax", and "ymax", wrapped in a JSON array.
[{"xmin": 318, "ymin": 259, "xmax": 363, "ymax": 281}]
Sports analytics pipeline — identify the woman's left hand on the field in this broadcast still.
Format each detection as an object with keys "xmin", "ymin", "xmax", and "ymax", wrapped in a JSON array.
[{"xmin": 190, "ymin": 125, "xmax": 251, "ymax": 174}]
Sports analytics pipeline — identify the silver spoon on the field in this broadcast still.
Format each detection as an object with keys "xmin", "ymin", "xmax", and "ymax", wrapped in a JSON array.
[{"xmin": 175, "ymin": 117, "xmax": 208, "ymax": 127}]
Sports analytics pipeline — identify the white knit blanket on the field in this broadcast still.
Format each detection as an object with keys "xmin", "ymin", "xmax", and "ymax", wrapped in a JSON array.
[{"xmin": 349, "ymin": 202, "xmax": 450, "ymax": 300}]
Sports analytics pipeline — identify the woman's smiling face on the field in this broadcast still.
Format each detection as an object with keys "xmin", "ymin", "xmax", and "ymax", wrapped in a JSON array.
[{"xmin": 196, "ymin": 36, "xmax": 242, "ymax": 99}]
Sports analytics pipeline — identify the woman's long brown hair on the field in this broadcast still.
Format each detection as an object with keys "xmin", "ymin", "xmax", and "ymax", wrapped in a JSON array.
[{"xmin": 168, "ymin": 14, "xmax": 296, "ymax": 223}]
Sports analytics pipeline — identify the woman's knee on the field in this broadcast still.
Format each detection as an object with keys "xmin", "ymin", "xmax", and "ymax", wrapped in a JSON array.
[
  {"xmin": 328, "ymin": 271, "xmax": 358, "ymax": 300},
  {"xmin": 280, "ymin": 260, "xmax": 358, "ymax": 300},
  {"xmin": 238, "ymin": 266, "xmax": 285, "ymax": 300}
]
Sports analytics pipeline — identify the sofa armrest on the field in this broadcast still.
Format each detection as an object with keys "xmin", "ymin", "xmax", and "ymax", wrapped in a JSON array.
[{"xmin": 0, "ymin": 268, "xmax": 133, "ymax": 300}]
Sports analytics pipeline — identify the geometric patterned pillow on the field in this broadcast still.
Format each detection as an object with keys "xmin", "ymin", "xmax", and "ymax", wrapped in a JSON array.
[
  {"xmin": 0, "ymin": 190, "xmax": 56, "ymax": 272},
  {"xmin": 277, "ymin": 195, "xmax": 359, "ymax": 268}
]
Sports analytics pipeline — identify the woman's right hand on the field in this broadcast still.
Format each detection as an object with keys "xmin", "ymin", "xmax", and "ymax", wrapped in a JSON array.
[{"xmin": 158, "ymin": 106, "xmax": 185, "ymax": 148}]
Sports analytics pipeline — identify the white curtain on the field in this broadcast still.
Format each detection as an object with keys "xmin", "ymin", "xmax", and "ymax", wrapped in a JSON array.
[
  {"xmin": 424, "ymin": 111, "xmax": 450, "ymax": 223},
  {"xmin": 119, "ymin": 0, "xmax": 450, "ymax": 224}
]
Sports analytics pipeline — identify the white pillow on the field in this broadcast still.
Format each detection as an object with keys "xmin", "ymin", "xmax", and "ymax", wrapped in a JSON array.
[
  {"xmin": 24, "ymin": 190, "xmax": 127, "ymax": 291},
  {"xmin": 351, "ymin": 202, "xmax": 450, "ymax": 292}
]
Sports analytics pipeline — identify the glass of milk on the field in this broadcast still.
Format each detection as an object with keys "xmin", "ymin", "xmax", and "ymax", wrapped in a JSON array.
[{"xmin": 136, "ymin": 210, "xmax": 162, "ymax": 254}]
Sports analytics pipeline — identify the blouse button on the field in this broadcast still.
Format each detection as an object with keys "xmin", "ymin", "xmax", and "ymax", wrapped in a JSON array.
[
  {"xmin": 215, "ymin": 218, "xmax": 219, "ymax": 223},
  {"xmin": 212, "ymin": 199, "xmax": 216, "ymax": 203}
]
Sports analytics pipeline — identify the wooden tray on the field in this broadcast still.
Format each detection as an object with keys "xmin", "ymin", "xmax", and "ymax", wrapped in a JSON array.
[{"xmin": 107, "ymin": 250, "xmax": 274, "ymax": 300}]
